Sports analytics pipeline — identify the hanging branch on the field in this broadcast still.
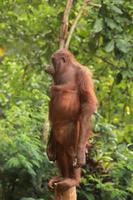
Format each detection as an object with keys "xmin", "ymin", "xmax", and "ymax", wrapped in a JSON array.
[
  {"xmin": 65, "ymin": 0, "xmax": 91, "ymax": 49},
  {"xmin": 59, "ymin": 0, "xmax": 73, "ymax": 49}
]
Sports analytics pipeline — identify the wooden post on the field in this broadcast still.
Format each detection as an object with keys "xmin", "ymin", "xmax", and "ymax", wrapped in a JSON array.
[{"xmin": 55, "ymin": 187, "xmax": 77, "ymax": 200}]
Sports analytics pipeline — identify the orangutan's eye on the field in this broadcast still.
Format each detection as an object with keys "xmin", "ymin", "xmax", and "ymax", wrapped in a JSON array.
[{"xmin": 62, "ymin": 57, "xmax": 66, "ymax": 63}]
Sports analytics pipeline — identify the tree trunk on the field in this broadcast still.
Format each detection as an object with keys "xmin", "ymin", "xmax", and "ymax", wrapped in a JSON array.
[{"xmin": 55, "ymin": 187, "xmax": 77, "ymax": 200}]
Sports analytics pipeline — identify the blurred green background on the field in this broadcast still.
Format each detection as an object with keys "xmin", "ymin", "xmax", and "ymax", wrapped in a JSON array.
[{"xmin": 0, "ymin": 0, "xmax": 133, "ymax": 200}]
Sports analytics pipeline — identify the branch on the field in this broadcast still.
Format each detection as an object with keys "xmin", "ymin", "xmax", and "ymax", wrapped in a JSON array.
[
  {"xmin": 95, "ymin": 55, "xmax": 117, "ymax": 68},
  {"xmin": 65, "ymin": 0, "xmax": 91, "ymax": 49},
  {"xmin": 59, "ymin": 0, "xmax": 73, "ymax": 49},
  {"xmin": 89, "ymin": 2, "xmax": 101, "ymax": 8}
]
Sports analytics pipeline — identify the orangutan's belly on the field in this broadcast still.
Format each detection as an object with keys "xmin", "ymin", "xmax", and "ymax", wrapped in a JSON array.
[{"xmin": 50, "ymin": 90, "xmax": 80, "ymax": 121}]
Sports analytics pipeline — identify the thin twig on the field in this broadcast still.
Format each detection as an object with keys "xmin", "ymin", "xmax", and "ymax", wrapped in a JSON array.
[
  {"xmin": 59, "ymin": 0, "xmax": 73, "ymax": 49},
  {"xmin": 65, "ymin": 0, "xmax": 91, "ymax": 49}
]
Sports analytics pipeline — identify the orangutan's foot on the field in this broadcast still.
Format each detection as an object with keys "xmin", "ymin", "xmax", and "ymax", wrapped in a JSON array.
[{"xmin": 55, "ymin": 178, "xmax": 80, "ymax": 192}]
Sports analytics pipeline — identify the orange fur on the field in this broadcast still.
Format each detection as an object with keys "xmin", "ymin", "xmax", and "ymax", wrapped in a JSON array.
[{"xmin": 46, "ymin": 49, "xmax": 98, "ymax": 192}]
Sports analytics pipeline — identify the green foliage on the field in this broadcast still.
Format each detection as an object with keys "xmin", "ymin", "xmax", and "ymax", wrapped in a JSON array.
[
  {"xmin": 0, "ymin": 0, "xmax": 133, "ymax": 200},
  {"xmin": 78, "ymin": 116, "xmax": 133, "ymax": 200}
]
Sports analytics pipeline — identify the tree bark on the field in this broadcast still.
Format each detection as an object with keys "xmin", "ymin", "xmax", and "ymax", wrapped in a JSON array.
[{"xmin": 55, "ymin": 187, "xmax": 77, "ymax": 200}]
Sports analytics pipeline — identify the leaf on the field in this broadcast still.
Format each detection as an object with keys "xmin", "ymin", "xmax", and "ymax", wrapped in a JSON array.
[
  {"xmin": 114, "ymin": 0, "xmax": 124, "ymax": 4},
  {"xmin": 111, "ymin": 5, "xmax": 123, "ymax": 14},
  {"xmin": 105, "ymin": 40, "xmax": 115, "ymax": 52},
  {"xmin": 93, "ymin": 18, "xmax": 103, "ymax": 33},
  {"xmin": 6, "ymin": 157, "xmax": 20, "ymax": 168},
  {"xmin": 80, "ymin": 191, "xmax": 95, "ymax": 200},
  {"xmin": 116, "ymin": 39, "xmax": 129, "ymax": 53},
  {"xmin": 106, "ymin": 18, "xmax": 119, "ymax": 30}
]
